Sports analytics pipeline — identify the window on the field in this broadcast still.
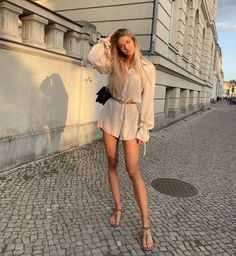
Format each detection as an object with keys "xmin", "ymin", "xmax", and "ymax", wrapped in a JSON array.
[
  {"xmin": 208, "ymin": 43, "xmax": 214, "ymax": 80},
  {"xmin": 169, "ymin": 0, "xmax": 179, "ymax": 48},
  {"xmin": 183, "ymin": 0, "xmax": 193, "ymax": 58},
  {"xmin": 200, "ymin": 28, "xmax": 206, "ymax": 73},
  {"xmin": 192, "ymin": 10, "xmax": 199, "ymax": 64}
]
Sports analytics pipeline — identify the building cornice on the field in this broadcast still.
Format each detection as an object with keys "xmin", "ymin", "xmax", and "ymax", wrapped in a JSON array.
[
  {"xmin": 0, "ymin": 38, "xmax": 82, "ymax": 65},
  {"xmin": 146, "ymin": 54, "xmax": 212, "ymax": 89}
]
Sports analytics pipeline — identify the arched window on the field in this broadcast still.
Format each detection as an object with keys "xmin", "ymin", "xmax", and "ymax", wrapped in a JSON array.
[
  {"xmin": 209, "ymin": 43, "xmax": 214, "ymax": 80},
  {"xmin": 200, "ymin": 28, "xmax": 206, "ymax": 74},
  {"xmin": 183, "ymin": 0, "xmax": 193, "ymax": 58},
  {"xmin": 192, "ymin": 10, "xmax": 199, "ymax": 64}
]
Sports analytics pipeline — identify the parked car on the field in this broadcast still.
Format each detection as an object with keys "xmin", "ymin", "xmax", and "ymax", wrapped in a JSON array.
[{"xmin": 229, "ymin": 97, "xmax": 236, "ymax": 105}]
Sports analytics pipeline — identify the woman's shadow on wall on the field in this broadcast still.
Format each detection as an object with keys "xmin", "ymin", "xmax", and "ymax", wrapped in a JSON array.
[{"xmin": 40, "ymin": 73, "xmax": 68, "ymax": 153}]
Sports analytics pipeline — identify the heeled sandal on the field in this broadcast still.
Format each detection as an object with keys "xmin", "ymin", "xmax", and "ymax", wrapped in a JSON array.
[
  {"xmin": 141, "ymin": 226, "xmax": 154, "ymax": 251},
  {"xmin": 109, "ymin": 209, "xmax": 122, "ymax": 227}
]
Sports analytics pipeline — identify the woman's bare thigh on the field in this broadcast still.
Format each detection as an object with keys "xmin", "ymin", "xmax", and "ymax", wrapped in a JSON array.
[
  {"xmin": 122, "ymin": 139, "xmax": 139, "ymax": 172},
  {"xmin": 103, "ymin": 130, "xmax": 119, "ymax": 166}
]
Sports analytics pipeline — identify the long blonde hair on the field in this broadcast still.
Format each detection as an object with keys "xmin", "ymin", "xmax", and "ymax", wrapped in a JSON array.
[{"xmin": 107, "ymin": 28, "xmax": 148, "ymax": 97}]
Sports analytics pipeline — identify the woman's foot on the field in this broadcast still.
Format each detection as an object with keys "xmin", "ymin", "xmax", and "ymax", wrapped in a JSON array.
[
  {"xmin": 141, "ymin": 227, "xmax": 154, "ymax": 251},
  {"xmin": 109, "ymin": 209, "xmax": 122, "ymax": 227}
]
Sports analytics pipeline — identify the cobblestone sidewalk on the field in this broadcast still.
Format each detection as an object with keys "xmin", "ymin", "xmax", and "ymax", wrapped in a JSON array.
[{"xmin": 0, "ymin": 101, "xmax": 235, "ymax": 256}]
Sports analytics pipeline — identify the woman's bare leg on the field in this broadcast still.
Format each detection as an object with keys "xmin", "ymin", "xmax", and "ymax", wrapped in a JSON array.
[
  {"xmin": 122, "ymin": 139, "xmax": 154, "ymax": 249},
  {"xmin": 103, "ymin": 131, "xmax": 122, "ymax": 226}
]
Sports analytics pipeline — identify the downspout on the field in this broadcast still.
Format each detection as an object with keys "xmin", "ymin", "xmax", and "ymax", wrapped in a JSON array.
[{"xmin": 149, "ymin": 0, "xmax": 159, "ymax": 55}]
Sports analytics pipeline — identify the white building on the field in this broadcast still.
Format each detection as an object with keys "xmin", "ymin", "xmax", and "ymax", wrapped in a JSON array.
[
  {"xmin": 0, "ymin": 0, "xmax": 220, "ymax": 170},
  {"xmin": 212, "ymin": 43, "xmax": 224, "ymax": 102},
  {"xmin": 37, "ymin": 0, "xmax": 219, "ymax": 122}
]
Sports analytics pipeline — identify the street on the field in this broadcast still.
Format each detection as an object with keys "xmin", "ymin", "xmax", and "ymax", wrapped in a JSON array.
[{"xmin": 0, "ymin": 100, "xmax": 235, "ymax": 256}]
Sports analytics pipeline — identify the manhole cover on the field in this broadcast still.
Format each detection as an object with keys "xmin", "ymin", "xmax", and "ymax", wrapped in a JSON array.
[{"xmin": 151, "ymin": 178, "xmax": 198, "ymax": 197}]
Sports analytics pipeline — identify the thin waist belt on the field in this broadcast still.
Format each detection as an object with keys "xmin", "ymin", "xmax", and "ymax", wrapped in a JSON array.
[{"xmin": 112, "ymin": 97, "xmax": 136, "ymax": 104}]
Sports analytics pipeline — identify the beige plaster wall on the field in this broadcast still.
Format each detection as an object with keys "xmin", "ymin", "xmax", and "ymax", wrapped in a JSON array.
[
  {"xmin": 0, "ymin": 40, "xmax": 106, "ymax": 170},
  {"xmin": 37, "ymin": 0, "xmax": 154, "ymax": 51}
]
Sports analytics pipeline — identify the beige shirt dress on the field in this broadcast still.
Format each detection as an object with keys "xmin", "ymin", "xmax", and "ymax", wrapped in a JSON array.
[{"xmin": 88, "ymin": 37, "xmax": 156, "ymax": 143}]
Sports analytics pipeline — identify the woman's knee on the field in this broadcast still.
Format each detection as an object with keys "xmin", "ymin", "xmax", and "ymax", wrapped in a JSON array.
[
  {"xmin": 126, "ymin": 166, "xmax": 140, "ymax": 180},
  {"xmin": 107, "ymin": 157, "xmax": 118, "ymax": 170}
]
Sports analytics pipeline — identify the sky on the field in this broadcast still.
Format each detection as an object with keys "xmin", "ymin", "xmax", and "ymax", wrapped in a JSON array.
[{"xmin": 216, "ymin": 0, "xmax": 236, "ymax": 81}]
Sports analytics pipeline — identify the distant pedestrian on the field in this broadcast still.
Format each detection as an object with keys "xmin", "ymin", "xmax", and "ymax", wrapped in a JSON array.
[{"xmin": 88, "ymin": 28, "xmax": 155, "ymax": 251}]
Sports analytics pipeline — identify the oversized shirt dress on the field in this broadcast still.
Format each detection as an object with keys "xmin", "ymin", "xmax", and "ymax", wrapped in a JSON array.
[{"xmin": 88, "ymin": 37, "xmax": 156, "ymax": 143}]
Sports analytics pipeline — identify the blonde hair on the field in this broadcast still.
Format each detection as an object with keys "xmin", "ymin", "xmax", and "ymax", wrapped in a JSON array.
[{"xmin": 107, "ymin": 28, "xmax": 148, "ymax": 97}]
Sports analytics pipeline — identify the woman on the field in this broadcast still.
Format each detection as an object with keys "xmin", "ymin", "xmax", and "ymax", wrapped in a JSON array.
[{"xmin": 88, "ymin": 28, "xmax": 155, "ymax": 251}]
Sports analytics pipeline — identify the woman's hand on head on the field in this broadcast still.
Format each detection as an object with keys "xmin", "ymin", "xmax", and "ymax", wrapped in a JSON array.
[{"xmin": 107, "ymin": 32, "xmax": 114, "ymax": 42}]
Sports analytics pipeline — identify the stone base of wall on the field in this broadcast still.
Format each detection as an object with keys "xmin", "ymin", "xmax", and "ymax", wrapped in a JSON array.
[
  {"xmin": 1, "ymin": 105, "xmax": 209, "ymax": 172},
  {"xmin": 189, "ymin": 104, "xmax": 199, "ymax": 112},
  {"xmin": 180, "ymin": 106, "xmax": 189, "ymax": 114},
  {"xmin": 168, "ymin": 108, "xmax": 181, "ymax": 119},
  {"xmin": 0, "ymin": 122, "xmax": 99, "ymax": 171},
  {"xmin": 200, "ymin": 103, "xmax": 211, "ymax": 111},
  {"xmin": 153, "ymin": 106, "xmax": 204, "ymax": 132},
  {"xmin": 154, "ymin": 113, "xmax": 166, "ymax": 130}
]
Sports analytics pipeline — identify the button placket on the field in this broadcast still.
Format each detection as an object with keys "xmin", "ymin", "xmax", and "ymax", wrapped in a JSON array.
[{"xmin": 119, "ymin": 72, "xmax": 131, "ymax": 135}]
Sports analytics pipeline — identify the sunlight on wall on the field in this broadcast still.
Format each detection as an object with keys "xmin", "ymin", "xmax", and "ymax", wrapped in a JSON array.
[
  {"xmin": 0, "ymin": 44, "xmax": 104, "ymax": 156},
  {"xmin": 33, "ymin": 0, "xmax": 55, "ymax": 10}
]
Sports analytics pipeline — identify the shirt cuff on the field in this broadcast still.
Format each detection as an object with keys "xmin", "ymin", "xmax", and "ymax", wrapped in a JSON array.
[{"xmin": 136, "ymin": 127, "xmax": 150, "ymax": 143}]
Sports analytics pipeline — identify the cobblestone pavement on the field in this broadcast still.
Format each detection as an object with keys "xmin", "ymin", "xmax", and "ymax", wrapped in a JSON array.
[{"xmin": 0, "ymin": 100, "xmax": 235, "ymax": 256}]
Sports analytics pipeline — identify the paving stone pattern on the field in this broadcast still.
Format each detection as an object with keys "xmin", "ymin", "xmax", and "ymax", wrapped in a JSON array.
[{"xmin": 0, "ymin": 101, "xmax": 235, "ymax": 256}]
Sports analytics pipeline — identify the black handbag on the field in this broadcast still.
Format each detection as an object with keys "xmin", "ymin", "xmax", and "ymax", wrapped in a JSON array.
[{"xmin": 96, "ymin": 86, "xmax": 111, "ymax": 105}]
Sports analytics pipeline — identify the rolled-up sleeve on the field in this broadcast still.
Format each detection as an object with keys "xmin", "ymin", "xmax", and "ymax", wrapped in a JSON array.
[
  {"xmin": 136, "ymin": 63, "xmax": 156, "ymax": 142},
  {"xmin": 87, "ymin": 38, "xmax": 111, "ymax": 74}
]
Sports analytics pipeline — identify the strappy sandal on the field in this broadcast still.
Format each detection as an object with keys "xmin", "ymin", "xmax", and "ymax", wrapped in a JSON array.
[
  {"xmin": 109, "ymin": 209, "xmax": 122, "ymax": 227},
  {"xmin": 141, "ymin": 226, "xmax": 154, "ymax": 251}
]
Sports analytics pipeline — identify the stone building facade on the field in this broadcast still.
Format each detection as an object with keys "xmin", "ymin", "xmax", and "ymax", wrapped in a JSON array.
[
  {"xmin": 0, "ymin": 0, "xmax": 101, "ymax": 170},
  {"xmin": 37, "ymin": 0, "xmax": 219, "ymax": 126},
  {"xmin": 212, "ymin": 43, "xmax": 224, "ymax": 102},
  {"xmin": 0, "ymin": 0, "xmax": 221, "ymax": 170}
]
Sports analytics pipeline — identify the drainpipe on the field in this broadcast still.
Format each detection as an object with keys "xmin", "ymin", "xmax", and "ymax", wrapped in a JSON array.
[{"xmin": 149, "ymin": 0, "xmax": 159, "ymax": 54}]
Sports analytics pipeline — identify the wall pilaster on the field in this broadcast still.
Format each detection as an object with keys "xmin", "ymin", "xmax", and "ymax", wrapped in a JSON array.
[
  {"xmin": 64, "ymin": 31, "xmax": 81, "ymax": 58},
  {"xmin": 0, "ymin": 1, "xmax": 23, "ymax": 42},
  {"xmin": 168, "ymin": 88, "xmax": 180, "ymax": 118},
  {"xmin": 46, "ymin": 23, "xmax": 67, "ymax": 54},
  {"xmin": 189, "ymin": 90, "xmax": 198, "ymax": 111},
  {"xmin": 180, "ymin": 89, "xmax": 190, "ymax": 113},
  {"xmin": 21, "ymin": 14, "xmax": 48, "ymax": 48}
]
